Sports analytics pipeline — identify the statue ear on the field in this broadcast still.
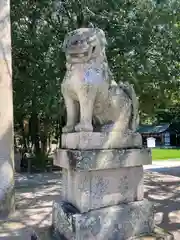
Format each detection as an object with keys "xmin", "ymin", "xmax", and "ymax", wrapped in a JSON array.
[{"xmin": 95, "ymin": 28, "xmax": 107, "ymax": 46}]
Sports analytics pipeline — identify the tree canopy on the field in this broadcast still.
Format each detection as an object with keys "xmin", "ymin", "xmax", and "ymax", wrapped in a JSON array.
[{"xmin": 11, "ymin": 0, "xmax": 180, "ymax": 160}]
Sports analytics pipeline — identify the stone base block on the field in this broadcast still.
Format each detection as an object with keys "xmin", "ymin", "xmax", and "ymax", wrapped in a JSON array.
[
  {"xmin": 61, "ymin": 131, "xmax": 142, "ymax": 149},
  {"xmin": 52, "ymin": 199, "xmax": 154, "ymax": 240},
  {"xmin": 62, "ymin": 166, "xmax": 144, "ymax": 212},
  {"xmin": 54, "ymin": 148, "xmax": 151, "ymax": 171}
]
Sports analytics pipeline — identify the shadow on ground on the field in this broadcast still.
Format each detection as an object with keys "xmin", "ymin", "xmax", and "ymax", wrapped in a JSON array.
[
  {"xmin": 1, "ymin": 169, "xmax": 180, "ymax": 239},
  {"xmin": 146, "ymin": 165, "xmax": 180, "ymax": 178},
  {"xmin": 0, "ymin": 173, "xmax": 62, "ymax": 239},
  {"xmin": 144, "ymin": 168, "xmax": 180, "ymax": 239}
]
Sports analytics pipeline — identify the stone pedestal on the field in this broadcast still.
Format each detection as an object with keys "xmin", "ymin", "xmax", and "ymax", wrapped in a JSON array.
[
  {"xmin": 52, "ymin": 132, "xmax": 173, "ymax": 239},
  {"xmin": 52, "ymin": 199, "xmax": 154, "ymax": 240},
  {"xmin": 61, "ymin": 132, "xmax": 142, "ymax": 149}
]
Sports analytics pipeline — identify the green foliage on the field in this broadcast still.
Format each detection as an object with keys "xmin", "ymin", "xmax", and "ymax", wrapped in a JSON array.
[
  {"xmin": 11, "ymin": 0, "xmax": 180, "ymax": 158},
  {"xmin": 12, "ymin": 0, "xmax": 65, "ymax": 118},
  {"xmin": 85, "ymin": 0, "xmax": 180, "ymax": 119}
]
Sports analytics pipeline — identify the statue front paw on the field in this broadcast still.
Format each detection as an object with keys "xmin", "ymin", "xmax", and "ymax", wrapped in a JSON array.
[
  {"xmin": 62, "ymin": 125, "xmax": 74, "ymax": 133},
  {"xmin": 75, "ymin": 123, "xmax": 93, "ymax": 132}
]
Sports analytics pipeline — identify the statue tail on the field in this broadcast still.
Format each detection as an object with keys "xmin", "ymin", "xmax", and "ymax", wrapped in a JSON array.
[{"xmin": 119, "ymin": 82, "xmax": 139, "ymax": 131}]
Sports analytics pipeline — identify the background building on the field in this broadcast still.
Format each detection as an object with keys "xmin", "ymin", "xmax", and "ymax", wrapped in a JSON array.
[{"xmin": 137, "ymin": 122, "xmax": 180, "ymax": 147}]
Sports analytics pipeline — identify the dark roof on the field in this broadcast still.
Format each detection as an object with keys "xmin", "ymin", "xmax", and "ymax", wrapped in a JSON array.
[{"xmin": 137, "ymin": 124, "xmax": 170, "ymax": 134}]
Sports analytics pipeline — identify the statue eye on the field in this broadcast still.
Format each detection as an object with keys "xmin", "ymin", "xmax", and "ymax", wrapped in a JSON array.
[{"xmin": 71, "ymin": 40, "xmax": 78, "ymax": 45}]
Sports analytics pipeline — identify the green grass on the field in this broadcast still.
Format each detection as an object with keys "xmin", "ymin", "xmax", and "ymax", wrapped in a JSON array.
[{"xmin": 152, "ymin": 148, "xmax": 180, "ymax": 160}]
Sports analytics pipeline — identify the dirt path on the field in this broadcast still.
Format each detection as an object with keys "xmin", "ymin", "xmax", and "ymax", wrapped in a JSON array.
[
  {"xmin": 144, "ymin": 167, "xmax": 180, "ymax": 240},
  {"xmin": 1, "ymin": 168, "xmax": 180, "ymax": 239}
]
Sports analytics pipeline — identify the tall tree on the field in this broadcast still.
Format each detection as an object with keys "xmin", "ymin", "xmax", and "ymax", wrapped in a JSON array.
[{"xmin": 11, "ymin": 0, "xmax": 180, "ymax": 158}]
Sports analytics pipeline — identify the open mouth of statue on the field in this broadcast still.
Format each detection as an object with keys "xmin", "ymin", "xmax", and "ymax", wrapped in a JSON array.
[{"xmin": 69, "ymin": 52, "xmax": 89, "ymax": 58}]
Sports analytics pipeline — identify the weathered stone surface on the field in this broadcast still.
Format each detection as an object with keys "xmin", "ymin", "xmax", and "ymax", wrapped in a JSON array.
[
  {"xmin": 52, "ymin": 199, "xmax": 154, "ymax": 240},
  {"xmin": 0, "ymin": 0, "xmax": 15, "ymax": 218},
  {"xmin": 61, "ymin": 132, "xmax": 142, "ymax": 149},
  {"xmin": 54, "ymin": 148, "xmax": 151, "ymax": 170},
  {"xmin": 0, "ymin": 183, "xmax": 15, "ymax": 218},
  {"xmin": 61, "ymin": 166, "xmax": 144, "ymax": 212},
  {"xmin": 61, "ymin": 27, "xmax": 139, "ymax": 134}
]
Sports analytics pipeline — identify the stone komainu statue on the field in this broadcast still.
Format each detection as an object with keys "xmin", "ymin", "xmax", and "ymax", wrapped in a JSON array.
[{"xmin": 61, "ymin": 27, "xmax": 139, "ymax": 133}]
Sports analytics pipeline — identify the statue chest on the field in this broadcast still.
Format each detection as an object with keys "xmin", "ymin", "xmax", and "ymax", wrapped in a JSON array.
[{"xmin": 64, "ymin": 65, "xmax": 104, "ymax": 86}]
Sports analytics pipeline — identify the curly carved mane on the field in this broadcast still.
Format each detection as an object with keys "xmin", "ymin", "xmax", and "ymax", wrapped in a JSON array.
[{"xmin": 63, "ymin": 27, "xmax": 112, "ymax": 84}]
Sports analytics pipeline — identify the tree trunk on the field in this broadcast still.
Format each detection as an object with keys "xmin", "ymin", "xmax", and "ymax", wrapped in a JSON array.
[
  {"xmin": 20, "ymin": 118, "xmax": 28, "ymax": 151},
  {"xmin": 29, "ymin": 112, "xmax": 40, "ymax": 155},
  {"xmin": 0, "ymin": 0, "xmax": 15, "ymax": 217},
  {"xmin": 40, "ymin": 119, "xmax": 48, "ymax": 155},
  {"xmin": 76, "ymin": 1, "xmax": 85, "ymax": 28}
]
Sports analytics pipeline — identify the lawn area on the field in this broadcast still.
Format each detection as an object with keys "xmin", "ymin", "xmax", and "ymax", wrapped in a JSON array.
[{"xmin": 152, "ymin": 148, "xmax": 180, "ymax": 160}]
